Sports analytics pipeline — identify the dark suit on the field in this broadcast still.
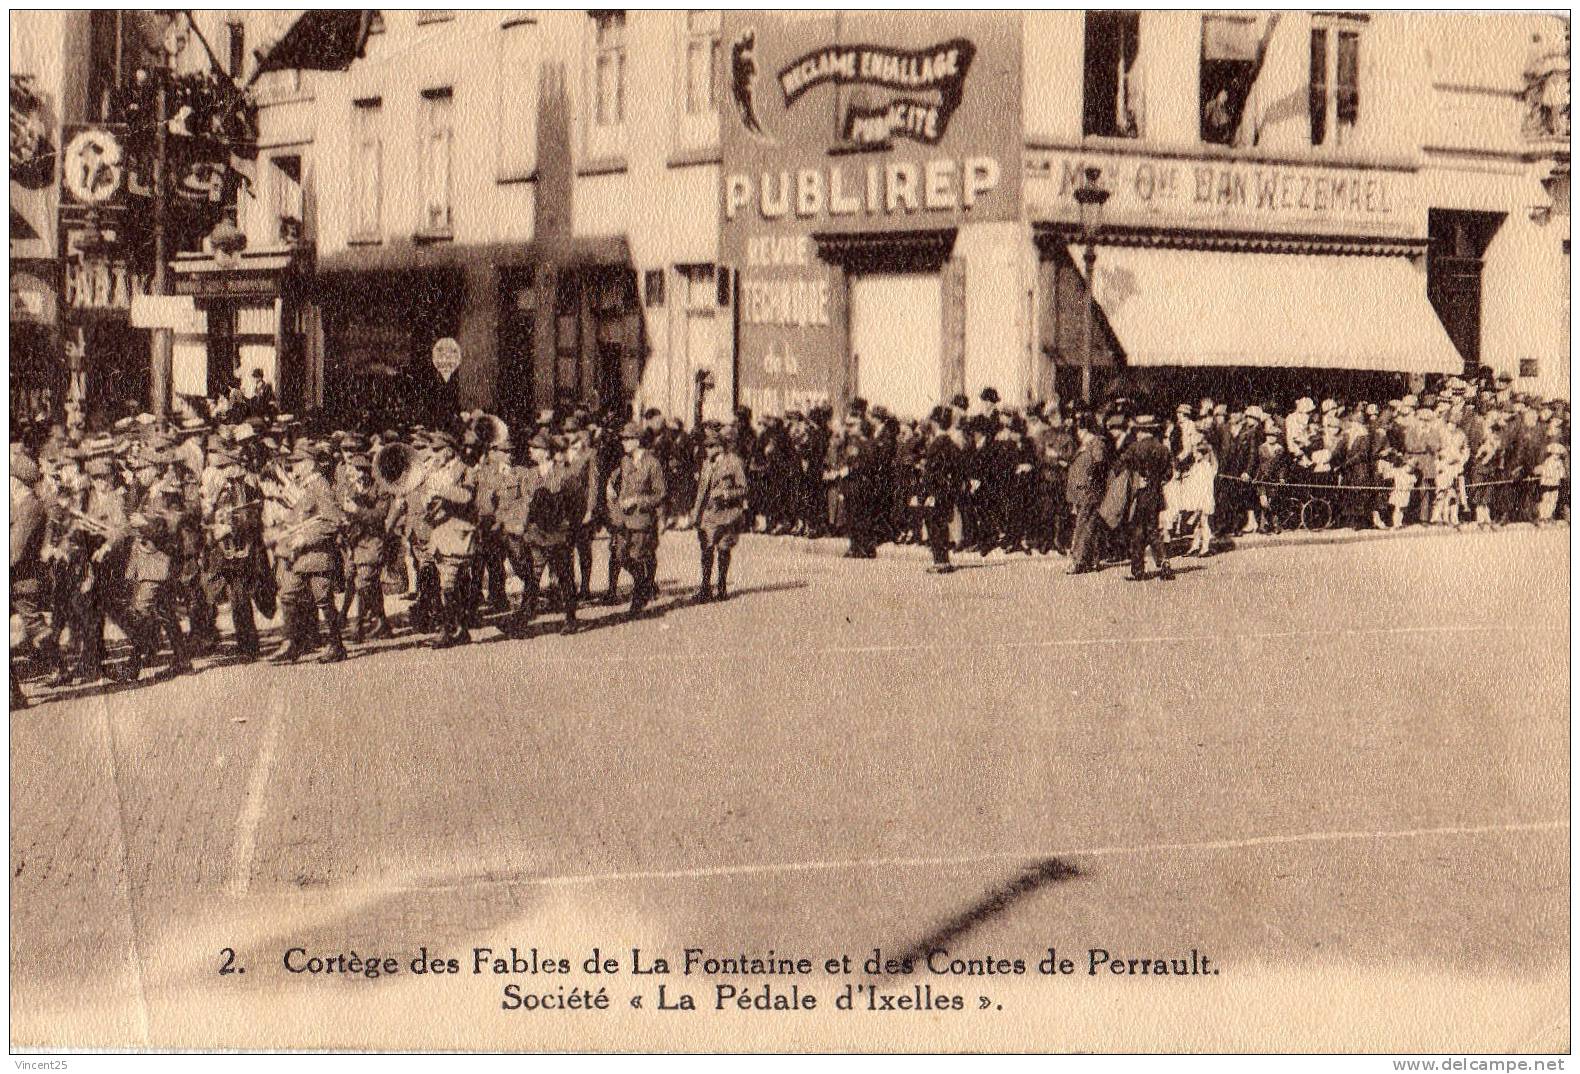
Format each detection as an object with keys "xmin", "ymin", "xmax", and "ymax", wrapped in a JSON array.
[
  {"xmin": 563, "ymin": 447, "xmax": 600, "ymax": 595},
  {"xmin": 513, "ymin": 461, "xmax": 578, "ymax": 626},
  {"xmin": 1117, "ymin": 433, "xmax": 1173, "ymax": 577},
  {"xmin": 920, "ymin": 432, "xmax": 961, "ymax": 566}
]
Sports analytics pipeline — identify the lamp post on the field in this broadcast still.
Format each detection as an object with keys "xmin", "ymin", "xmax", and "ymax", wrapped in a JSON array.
[{"xmin": 1073, "ymin": 166, "xmax": 1110, "ymax": 405}]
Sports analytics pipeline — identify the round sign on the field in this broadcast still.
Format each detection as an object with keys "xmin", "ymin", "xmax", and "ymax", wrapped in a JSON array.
[
  {"xmin": 62, "ymin": 128, "xmax": 125, "ymax": 206},
  {"xmin": 432, "ymin": 337, "xmax": 462, "ymax": 382}
]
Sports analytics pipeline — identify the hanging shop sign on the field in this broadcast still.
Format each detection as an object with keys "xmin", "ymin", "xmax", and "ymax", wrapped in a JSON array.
[
  {"xmin": 60, "ymin": 125, "xmax": 129, "ymax": 212},
  {"xmin": 59, "ymin": 222, "xmax": 150, "ymax": 315},
  {"xmin": 431, "ymin": 337, "xmax": 462, "ymax": 382}
]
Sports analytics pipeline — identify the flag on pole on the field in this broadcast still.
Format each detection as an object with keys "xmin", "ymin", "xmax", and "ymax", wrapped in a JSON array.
[{"xmin": 249, "ymin": 11, "xmax": 377, "ymax": 84}]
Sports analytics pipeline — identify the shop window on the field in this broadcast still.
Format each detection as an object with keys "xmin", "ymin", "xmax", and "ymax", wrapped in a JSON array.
[
  {"xmin": 1199, "ymin": 14, "xmax": 1259, "ymax": 145},
  {"xmin": 419, "ymin": 88, "xmax": 454, "ymax": 236},
  {"xmin": 1083, "ymin": 11, "xmax": 1140, "ymax": 139},
  {"xmin": 644, "ymin": 269, "xmax": 665, "ymax": 308},
  {"xmin": 594, "ymin": 12, "xmax": 626, "ymax": 128},
  {"xmin": 1310, "ymin": 17, "xmax": 1363, "ymax": 148},
  {"xmin": 351, "ymin": 98, "xmax": 382, "ymax": 241}
]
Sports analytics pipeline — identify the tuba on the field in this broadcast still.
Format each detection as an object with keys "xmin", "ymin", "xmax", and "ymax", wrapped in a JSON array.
[
  {"xmin": 373, "ymin": 441, "xmax": 418, "ymax": 495},
  {"xmin": 470, "ymin": 413, "xmax": 510, "ymax": 452}
]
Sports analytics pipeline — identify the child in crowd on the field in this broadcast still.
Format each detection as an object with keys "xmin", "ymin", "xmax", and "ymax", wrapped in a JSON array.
[
  {"xmin": 1536, "ymin": 443, "xmax": 1567, "ymax": 524},
  {"xmin": 1379, "ymin": 453, "xmax": 1417, "ymax": 530}
]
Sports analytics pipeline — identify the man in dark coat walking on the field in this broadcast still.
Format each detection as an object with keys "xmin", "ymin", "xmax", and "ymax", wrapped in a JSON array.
[{"xmin": 1116, "ymin": 414, "xmax": 1176, "ymax": 581}]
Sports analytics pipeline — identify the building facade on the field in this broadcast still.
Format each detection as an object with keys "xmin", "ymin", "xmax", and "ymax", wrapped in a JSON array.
[
  {"xmin": 17, "ymin": 11, "xmax": 1566, "ymax": 429},
  {"xmin": 306, "ymin": 9, "xmax": 727, "ymax": 428}
]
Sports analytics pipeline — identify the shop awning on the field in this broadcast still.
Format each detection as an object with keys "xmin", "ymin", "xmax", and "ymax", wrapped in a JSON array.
[{"xmin": 1069, "ymin": 245, "xmax": 1464, "ymax": 374}]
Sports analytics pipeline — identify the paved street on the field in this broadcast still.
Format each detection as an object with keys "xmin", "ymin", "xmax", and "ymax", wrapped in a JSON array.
[{"xmin": 10, "ymin": 528, "xmax": 1569, "ymax": 1052}]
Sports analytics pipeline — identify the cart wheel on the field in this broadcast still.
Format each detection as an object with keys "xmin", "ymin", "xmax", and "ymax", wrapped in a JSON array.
[
  {"xmin": 1302, "ymin": 497, "xmax": 1333, "ymax": 531},
  {"xmin": 1274, "ymin": 495, "xmax": 1304, "ymax": 532}
]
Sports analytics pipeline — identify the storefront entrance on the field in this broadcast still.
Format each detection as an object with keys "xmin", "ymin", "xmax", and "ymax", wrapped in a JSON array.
[{"xmin": 850, "ymin": 272, "xmax": 941, "ymax": 420}]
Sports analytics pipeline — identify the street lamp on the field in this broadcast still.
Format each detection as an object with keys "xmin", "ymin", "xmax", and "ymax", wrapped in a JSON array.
[{"xmin": 1073, "ymin": 166, "xmax": 1111, "ymax": 405}]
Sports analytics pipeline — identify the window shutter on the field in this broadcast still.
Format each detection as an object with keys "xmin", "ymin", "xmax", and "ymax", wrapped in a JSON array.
[{"xmin": 940, "ymin": 258, "xmax": 967, "ymax": 403}]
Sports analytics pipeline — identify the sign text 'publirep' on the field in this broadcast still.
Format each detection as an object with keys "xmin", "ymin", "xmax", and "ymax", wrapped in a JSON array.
[{"xmin": 724, "ymin": 157, "xmax": 1002, "ymax": 221}]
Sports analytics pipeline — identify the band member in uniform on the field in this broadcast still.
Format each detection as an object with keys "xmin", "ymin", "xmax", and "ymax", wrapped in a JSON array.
[
  {"xmin": 204, "ymin": 449, "xmax": 266, "ymax": 659},
  {"xmin": 272, "ymin": 444, "xmax": 349, "ymax": 664},
  {"xmin": 425, "ymin": 440, "xmax": 479, "ymax": 648},
  {"xmin": 401, "ymin": 439, "xmax": 442, "ymax": 633},
  {"xmin": 473, "ymin": 431, "xmax": 515, "ymax": 615},
  {"xmin": 11, "ymin": 454, "xmax": 58, "ymax": 706},
  {"xmin": 342, "ymin": 453, "xmax": 396, "ymax": 643},
  {"xmin": 561, "ymin": 416, "xmax": 600, "ymax": 601},
  {"xmin": 507, "ymin": 430, "xmax": 580, "ymax": 636},
  {"xmin": 692, "ymin": 425, "xmax": 749, "ymax": 601},
  {"xmin": 76, "ymin": 447, "xmax": 137, "ymax": 683},
  {"xmin": 122, "ymin": 460, "xmax": 194, "ymax": 681},
  {"xmin": 607, "ymin": 421, "xmax": 666, "ymax": 616}
]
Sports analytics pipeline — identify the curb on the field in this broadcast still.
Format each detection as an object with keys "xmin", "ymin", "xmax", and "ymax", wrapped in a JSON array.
[{"xmin": 734, "ymin": 520, "xmax": 1559, "ymax": 564}]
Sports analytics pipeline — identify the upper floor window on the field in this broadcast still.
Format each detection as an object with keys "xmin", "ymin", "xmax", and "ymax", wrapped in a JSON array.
[
  {"xmin": 1083, "ymin": 11, "xmax": 1140, "ymax": 138},
  {"xmin": 351, "ymin": 98, "xmax": 382, "ymax": 240},
  {"xmin": 1310, "ymin": 17, "xmax": 1362, "ymax": 148},
  {"xmin": 268, "ymin": 154, "xmax": 304, "ymax": 244},
  {"xmin": 594, "ymin": 12, "xmax": 627, "ymax": 128},
  {"xmin": 1199, "ymin": 14, "xmax": 1259, "ymax": 145},
  {"xmin": 683, "ymin": 11, "xmax": 719, "ymax": 116},
  {"xmin": 420, "ymin": 88, "xmax": 455, "ymax": 235}
]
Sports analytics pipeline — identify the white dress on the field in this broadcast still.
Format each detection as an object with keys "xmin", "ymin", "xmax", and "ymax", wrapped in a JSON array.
[{"xmin": 1179, "ymin": 441, "xmax": 1218, "ymax": 515}]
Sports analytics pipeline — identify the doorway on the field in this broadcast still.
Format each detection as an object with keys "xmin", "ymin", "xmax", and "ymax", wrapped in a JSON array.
[{"xmin": 849, "ymin": 272, "xmax": 941, "ymax": 419}]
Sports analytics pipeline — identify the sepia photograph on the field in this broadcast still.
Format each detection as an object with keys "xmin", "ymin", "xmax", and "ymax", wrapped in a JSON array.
[{"xmin": 7, "ymin": 6, "xmax": 1571, "ymax": 1057}]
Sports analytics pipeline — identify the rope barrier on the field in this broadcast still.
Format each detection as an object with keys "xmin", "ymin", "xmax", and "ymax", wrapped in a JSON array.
[{"xmin": 1216, "ymin": 474, "xmax": 1540, "ymax": 492}]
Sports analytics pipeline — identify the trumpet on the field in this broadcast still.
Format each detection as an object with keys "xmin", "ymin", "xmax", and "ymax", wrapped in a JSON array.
[
  {"xmin": 268, "ymin": 514, "xmax": 333, "ymax": 548},
  {"xmin": 63, "ymin": 507, "xmax": 120, "ymax": 538}
]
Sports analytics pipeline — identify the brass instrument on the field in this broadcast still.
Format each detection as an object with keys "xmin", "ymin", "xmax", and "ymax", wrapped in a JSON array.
[
  {"xmin": 373, "ymin": 442, "xmax": 418, "ymax": 495},
  {"xmin": 63, "ymin": 506, "xmax": 119, "ymax": 538},
  {"xmin": 374, "ymin": 441, "xmax": 442, "ymax": 498},
  {"xmin": 470, "ymin": 413, "xmax": 510, "ymax": 452}
]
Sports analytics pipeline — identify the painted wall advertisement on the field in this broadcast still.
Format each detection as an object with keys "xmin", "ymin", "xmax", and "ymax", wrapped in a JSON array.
[
  {"xmin": 721, "ymin": 12, "xmax": 1022, "ymax": 415},
  {"xmin": 1025, "ymin": 149, "xmax": 1422, "ymax": 240}
]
